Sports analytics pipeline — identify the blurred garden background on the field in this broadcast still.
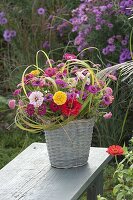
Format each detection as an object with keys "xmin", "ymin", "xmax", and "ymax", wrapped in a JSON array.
[{"xmin": 0, "ymin": 0, "xmax": 133, "ymax": 199}]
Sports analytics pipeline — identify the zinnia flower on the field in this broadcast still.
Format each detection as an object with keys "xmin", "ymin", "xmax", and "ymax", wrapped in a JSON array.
[
  {"xmin": 8, "ymin": 99, "xmax": 16, "ymax": 109},
  {"xmin": 29, "ymin": 91, "xmax": 44, "ymax": 108},
  {"xmin": 38, "ymin": 104, "xmax": 46, "ymax": 116},
  {"xmin": 31, "ymin": 78, "xmax": 45, "ymax": 87},
  {"xmin": 26, "ymin": 104, "xmax": 35, "ymax": 116},
  {"xmin": 50, "ymin": 102, "xmax": 61, "ymax": 112},
  {"xmin": 63, "ymin": 53, "xmax": 77, "ymax": 60},
  {"xmin": 102, "ymin": 94, "xmax": 114, "ymax": 106},
  {"xmin": 13, "ymin": 89, "xmax": 21, "ymax": 96},
  {"xmin": 44, "ymin": 67, "xmax": 56, "ymax": 77},
  {"xmin": 105, "ymin": 87, "xmax": 113, "ymax": 95},
  {"xmin": 86, "ymin": 85, "xmax": 98, "ymax": 94},
  {"xmin": 44, "ymin": 93, "xmax": 53, "ymax": 102},
  {"xmin": 106, "ymin": 145, "xmax": 124, "ymax": 156},
  {"xmin": 61, "ymin": 98, "xmax": 82, "ymax": 116},
  {"xmin": 53, "ymin": 91, "xmax": 67, "ymax": 105},
  {"xmin": 30, "ymin": 70, "xmax": 40, "ymax": 76},
  {"xmin": 103, "ymin": 112, "xmax": 112, "ymax": 119},
  {"xmin": 24, "ymin": 73, "xmax": 34, "ymax": 84},
  {"xmin": 55, "ymin": 79, "xmax": 68, "ymax": 88}
]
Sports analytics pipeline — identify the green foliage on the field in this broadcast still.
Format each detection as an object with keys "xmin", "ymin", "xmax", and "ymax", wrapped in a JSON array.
[{"xmin": 97, "ymin": 139, "xmax": 133, "ymax": 200}]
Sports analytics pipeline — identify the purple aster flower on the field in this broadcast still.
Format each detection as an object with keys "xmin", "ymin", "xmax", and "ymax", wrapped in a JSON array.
[
  {"xmin": 38, "ymin": 104, "xmax": 46, "ymax": 116},
  {"xmin": 121, "ymin": 40, "xmax": 128, "ymax": 46},
  {"xmin": 95, "ymin": 25, "xmax": 102, "ymax": 30},
  {"xmin": 3, "ymin": 29, "xmax": 11, "ymax": 42},
  {"xmin": 107, "ymin": 37, "xmax": 114, "ymax": 44},
  {"xmin": 107, "ymin": 23, "xmax": 113, "ymax": 29},
  {"xmin": 55, "ymin": 79, "xmax": 68, "ymax": 88},
  {"xmin": 37, "ymin": 8, "xmax": 46, "ymax": 15},
  {"xmin": 85, "ymin": 85, "xmax": 98, "ymax": 94},
  {"xmin": 108, "ymin": 45, "xmax": 116, "ymax": 52},
  {"xmin": 26, "ymin": 104, "xmax": 35, "ymax": 116},
  {"xmin": 0, "ymin": 12, "xmax": 5, "ymax": 18},
  {"xmin": 102, "ymin": 48, "xmax": 109, "ymax": 55},
  {"xmin": 0, "ymin": 17, "xmax": 8, "ymax": 25},
  {"xmin": 42, "ymin": 41, "xmax": 50, "ymax": 49},
  {"xmin": 10, "ymin": 30, "xmax": 16, "ymax": 37},
  {"xmin": 44, "ymin": 93, "xmax": 53, "ymax": 102}
]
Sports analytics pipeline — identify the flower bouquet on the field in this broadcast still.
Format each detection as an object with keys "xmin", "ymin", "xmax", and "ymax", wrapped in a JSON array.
[{"xmin": 9, "ymin": 50, "xmax": 116, "ymax": 168}]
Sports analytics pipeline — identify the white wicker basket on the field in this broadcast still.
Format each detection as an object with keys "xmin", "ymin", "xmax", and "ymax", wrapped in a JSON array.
[{"xmin": 45, "ymin": 118, "xmax": 95, "ymax": 168}]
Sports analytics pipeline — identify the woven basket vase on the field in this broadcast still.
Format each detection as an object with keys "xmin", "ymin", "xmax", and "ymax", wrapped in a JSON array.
[{"xmin": 45, "ymin": 118, "xmax": 95, "ymax": 168}]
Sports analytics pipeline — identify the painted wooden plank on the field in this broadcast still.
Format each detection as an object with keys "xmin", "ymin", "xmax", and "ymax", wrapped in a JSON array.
[{"xmin": 0, "ymin": 143, "xmax": 112, "ymax": 200}]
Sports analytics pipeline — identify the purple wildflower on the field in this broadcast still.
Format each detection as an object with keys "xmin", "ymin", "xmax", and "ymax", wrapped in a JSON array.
[
  {"xmin": 42, "ymin": 41, "xmax": 50, "ymax": 49},
  {"xmin": 0, "ymin": 17, "xmax": 8, "ymax": 25},
  {"xmin": 37, "ymin": 8, "xmax": 46, "ymax": 15}
]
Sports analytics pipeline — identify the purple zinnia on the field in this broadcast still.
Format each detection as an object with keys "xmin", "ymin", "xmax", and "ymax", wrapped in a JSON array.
[
  {"xmin": 102, "ymin": 94, "xmax": 114, "ymax": 106},
  {"xmin": 86, "ymin": 85, "xmax": 98, "ymax": 94},
  {"xmin": 31, "ymin": 78, "xmax": 45, "ymax": 87},
  {"xmin": 55, "ymin": 79, "xmax": 68, "ymax": 88},
  {"xmin": 44, "ymin": 93, "xmax": 53, "ymax": 102},
  {"xmin": 37, "ymin": 8, "xmax": 46, "ymax": 15},
  {"xmin": 38, "ymin": 104, "xmax": 46, "ymax": 116},
  {"xmin": 26, "ymin": 104, "xmax": 35, "ymax": 116}
]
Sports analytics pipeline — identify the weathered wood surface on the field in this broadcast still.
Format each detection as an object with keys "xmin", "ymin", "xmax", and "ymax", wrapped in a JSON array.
[{"xmin": 0, "ymin": 143, "xmax": 111, "ymax": 200}]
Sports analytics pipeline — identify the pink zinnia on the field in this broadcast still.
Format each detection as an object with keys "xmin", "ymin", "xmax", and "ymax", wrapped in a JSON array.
[
  {"xmin": 103, "ymin": 112, "xmax": 112, "ymax": 119},
  {"xmin": 8, "ymin": 99, "xmax": 16, "ymax": 109},
  {"xmin": 44, "ymin": 67, "xmax": 56, "ymax": 77},
  {"xmin": 26, "ymin": 104, "xmax": 35, "ymax": 116},
  {"xmin": 63, "ymin": 53, "xmax": 77, "ymax": 60},
  {"xmin": 38, "ymin": 104, "xmax": 46, "ymax": 116},
  {"xmin": 13, "ymin": 89, "xmax": 21, "ymax": 96},
  {"xmin": 105, "ymin": 87, "xmax": 113, "ymax": 95}
]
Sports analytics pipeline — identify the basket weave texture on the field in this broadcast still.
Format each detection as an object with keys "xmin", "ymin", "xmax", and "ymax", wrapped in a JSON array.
[{"xmin": 45, "ymin": 118, "xmax": 95, "ymax": 168}]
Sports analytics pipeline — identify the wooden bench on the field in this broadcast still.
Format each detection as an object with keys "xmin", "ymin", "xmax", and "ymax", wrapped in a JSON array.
[{"xmin": 0, "ymin": 142, "xmax": 111, "ymax": 200}]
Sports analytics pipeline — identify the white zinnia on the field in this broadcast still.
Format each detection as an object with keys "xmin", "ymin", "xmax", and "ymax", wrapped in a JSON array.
[{"xmin": 29, "ymin": 91, "xmax": 44, "ymax": 108}]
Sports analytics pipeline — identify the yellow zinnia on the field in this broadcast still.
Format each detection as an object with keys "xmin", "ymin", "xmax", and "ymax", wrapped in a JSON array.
[
  {"xmin": 30, "ymin": 69, "xmax": 40, "ymax": 76},
  {"xmin": 53, "ymin": 91, "xmax": 67, "ymax": 105}
]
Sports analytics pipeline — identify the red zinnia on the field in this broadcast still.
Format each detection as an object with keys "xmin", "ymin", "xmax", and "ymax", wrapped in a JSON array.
[
  {"xmin": 50, "ymin": 102, "xmax": 61, "ymax": 112},
  {"xmin": 106, "ymin": 145, "xmax": 124, "ymax": 156},
  {"xmin": 61, "ymin": 98, "xmax": 82, "ymax": 116}
]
